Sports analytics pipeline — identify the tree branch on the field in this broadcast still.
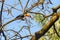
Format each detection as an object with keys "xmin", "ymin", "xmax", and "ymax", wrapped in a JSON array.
[
  {"xmin": 30, "ymin": 12, "xmax": 60, "ymax": 40},
  {"xmin": 27, "ymin": 0, "xmax": 44, "ymax": 11}
]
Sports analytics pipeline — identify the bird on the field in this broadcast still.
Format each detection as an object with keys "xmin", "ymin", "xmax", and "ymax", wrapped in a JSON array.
[{"xmin": 15, "ymin": 13, "xmax": 31, "ymax": 20}]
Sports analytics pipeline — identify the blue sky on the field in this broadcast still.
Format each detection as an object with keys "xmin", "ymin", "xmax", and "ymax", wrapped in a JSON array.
[{"xmin": 0, "ymin": 0, "xmax": 60, "ymax": 40}]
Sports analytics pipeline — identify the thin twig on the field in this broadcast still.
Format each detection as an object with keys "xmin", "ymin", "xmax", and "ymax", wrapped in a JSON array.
[{"xmin": 53, "ymin": 24, "xmax": 60, "ymax": 37}]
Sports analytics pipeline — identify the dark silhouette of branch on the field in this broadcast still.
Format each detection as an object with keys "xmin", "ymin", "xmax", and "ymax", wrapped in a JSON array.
[
  {"xmin": 18, "ymin": 0, "xmax": 23, "ymax": 9},
  {"xmin": 2, "ymin": 15, "xmax": 24, "ymax": 28},
  {"xmin": 0, "ymin": 0, "xmax": 4, "ymax": 29},
  {"xmin": 49, "ymin": 0, "xmax": 52, "ymax": 4},
  {"xmin": 52, "ymin": 5, "xmax": 60, "ymax": 13},
  {"xmin": 24, "ymin": 0, "xmax": 30, "ymax": 10},
  {"xmin": 2, "ymin": 13, "xmax": 31, "ymax": 28},
  {"xmin": 2, "ymin": 30, "xmax": 7, "ymax": 40},
  {"xmin": 0, "ymin": 0, "xmax": 7, "ymax": 40},
  {"xmin": 53, "ymin": 24, "xmax": 60, "ymax": 37}
]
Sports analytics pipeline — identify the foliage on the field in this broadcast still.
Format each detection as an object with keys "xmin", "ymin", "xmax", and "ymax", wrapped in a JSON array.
[{"xmin": 34, "ymin": 14, "xmax": 48, "ymax": 26}]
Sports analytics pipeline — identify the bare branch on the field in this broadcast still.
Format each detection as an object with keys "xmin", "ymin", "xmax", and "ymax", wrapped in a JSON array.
[
  {"xmin": 24, "ymin": 0, "xmax": 30, "ymax": 9},
  {"xmin": 18, "ymin": 0, "xmax": 23, "ymax": 10},
  {"xmin": 53, "ymin": 24, "xmax": 60, "ymax": 37},
  {"xmin": 27, "ymin": 0, "xmax": 44, "ymax": 11},
  {"xmin": 4, "ymin": 3, "xmax": 22, "ymax": 12}
]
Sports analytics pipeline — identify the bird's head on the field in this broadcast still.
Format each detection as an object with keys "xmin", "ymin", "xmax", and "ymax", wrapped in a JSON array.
[{"xmin": 24, "ymin": 13, "xmax": 31, "ymax": 17}]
